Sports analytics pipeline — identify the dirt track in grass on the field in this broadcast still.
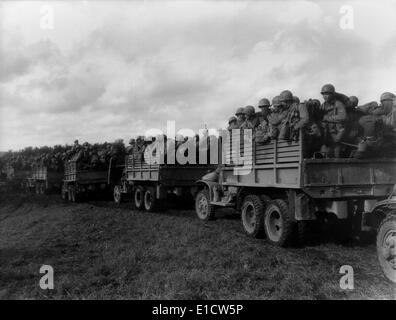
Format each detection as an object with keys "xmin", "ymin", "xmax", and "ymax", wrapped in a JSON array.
[{"xmin": 0, "ymin": 193, "xmax": 395, "ymax": 299}]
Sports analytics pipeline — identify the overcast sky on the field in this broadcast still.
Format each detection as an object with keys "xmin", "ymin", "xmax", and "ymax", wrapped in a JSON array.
[{"xmin": 1, "ymin": 0, "xmax": 396, "ymax": 150}]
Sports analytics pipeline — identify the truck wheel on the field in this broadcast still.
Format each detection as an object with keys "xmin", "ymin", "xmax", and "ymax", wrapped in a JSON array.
[
  {"xmin": 264, "ymin": 199, "xmax": 296, "ymax": 247},
  {"xmin": 134, "ymin": 186, "xmax": 145, "ymax": 210},
  {"xmin": 61, "ymin": 185, "xmax": 68, "ymax": 200},
  {"xmin": 113, "ymin": 185, "xmax": 123, "ymax": 205},
  {"xmin": 195, "ymin": 189, "xmax": 215, "ymax": 221},
  {"xmin": 144, "ymin": 187, "xmax": 157, "ymax": 212},
  {"xmin": 39, "ymin": 183, "xmax": 45, "ymax": 195},
  {"xmin": 241, "ymin": 195, "xmax": 265, "ymax": 238},
  {"xmin": 377, "ymin": 215, "xmax": 396, "ymax": 283},
  {"xmin": 69, "ymin": 185, "xmax": 76, "ymax": 203}
]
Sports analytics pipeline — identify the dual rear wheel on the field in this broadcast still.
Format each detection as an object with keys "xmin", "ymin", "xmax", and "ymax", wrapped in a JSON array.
[
  {"xmin": 134, "ymin": 185, "xmax": 158, "ymax": 212},
  {"xmin": 240, "ymin": 195, "xmax": 296, "ymax": 247}
]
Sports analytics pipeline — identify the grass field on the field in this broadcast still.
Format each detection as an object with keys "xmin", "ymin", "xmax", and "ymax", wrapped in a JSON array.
[{"xmin": 0, "ymin": 193, "xmax": 395, "ymax": 299}]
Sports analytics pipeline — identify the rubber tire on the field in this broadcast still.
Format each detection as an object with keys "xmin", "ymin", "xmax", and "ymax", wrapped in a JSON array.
[
  {"xmin": 264, "ymin": 199, "xmax": 296, "ymax": 247},
  {"xmin": 35, "ymin": 183, "xmax": 40, "ymax": 195},
  {"xmin": 134, "ymin": 186, "xmax": 145, "ymax": 210},
  {"xmin": 39, "ymin": 183, "xmax": 45, "ymax": 195},
  {"xmin": 144, "ymin": 187, "xmax": 158, "ymax": 212},
  {"xmin": 195, "ymin": 189, "xmax": 216, "ymax": 221},
  {"xmin": 69, "ymin": 185, "xmax": 76, "ymax": 203},
  {"xmin": 241, "ymin": 194, "xmax": 265, "ymax": 238},
  {"xmin": 61, "ymin": 185, "xmax": 68, "ymax": 200},
  {"xmin": 376, "ymin": 215, "xmax": 396, "ymax": 283},
  {"xmin": 113, "ymin": 185, "xmax": 123, "ymax": 205}
]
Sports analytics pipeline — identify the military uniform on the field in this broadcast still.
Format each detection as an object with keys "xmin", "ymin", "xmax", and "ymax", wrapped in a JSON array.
[
  {"xmin": 319, "ymin": 84, "xmax": 348, "ymax": 158},
  {"xmin": 286, "ymin": 102, "xmax": 309, "ymax": 141},
  {"xmin": 268, "ymin": 96, "xmax": 289, "ymax": 139},
  {"xmin": 240, "ymin": 105, "xmax": 260, "ymax": 130}
]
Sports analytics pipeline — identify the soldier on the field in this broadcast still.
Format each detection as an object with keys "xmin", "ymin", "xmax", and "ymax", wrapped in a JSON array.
[
  {"xmin": 279, "ymin": 90, "xmax": 309, "ymax": 141},
  {"xmin": 343, "ymin": 96, "xmax": 362, "ymax": 155},
  {"xmin": 235, "ymin": 107, "xmax": 246, "ymax": 128},
  {"xmin": 319, "ymin": 84, "xmax": 348, "ymax": 158},
  {"xmin": 256, "ymin": 98, "xmax": 271, "ymax": 123},
  {"xmin": 126, "ymin": 138, "xmax": 136, "ymax": 154},
  {"xmin": 240, "ymin": 105, "xmax": 259, "ymax": 130},
  {"xmin": 353, "ymin": 92, "xmax": 395, "ymax": 158},
  {"xmin": 268, "ymin": 96, "xmax": 288, "ymax": 139},
  {"xmin": 227, "ymin": 116, "xmax": 238, "ymax": 131},
  {"xmin": 357, "ymin": 92, "xmax": 395, "ymax": 116}
]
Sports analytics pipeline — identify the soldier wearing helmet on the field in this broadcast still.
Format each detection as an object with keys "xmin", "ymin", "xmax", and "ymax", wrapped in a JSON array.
[
  {"xmin": 126, "ymin": 138, "xmax": 136, "ymax": 154},
  {"xmin": 357, "ymin": 92, "xmax": 395, "ymax": 116},
  {"xmin": 267, "ymin": 96, "xmax": 289, "ymax": 139},
  {"xmin": 279, "ymin": 90, "xmax": 309, "ymax": 141},
  {"xmin": 227, "ymin": 116, "xmax": 238, "ymax": 131},
  {"xmin": 354, "ymin": 92, "xmax": 396, "ymax": 158},
  {"xmin": 319, "ymin": 84, "xmax": 348, "ymax": 158},
  {"xmin": 339, "ymin": 96, "xmax": 364, "ymax": 157},
  {"xmin": 240, "ymin": 105, "xmax": 259, "ymax": 130},
  {"xmin": 235, "ymin": 107, "xmax": 246, "ymax": 128},
  {"xmin": 256, "ymin": 98, "xmax": 271, "ymax": 123}
]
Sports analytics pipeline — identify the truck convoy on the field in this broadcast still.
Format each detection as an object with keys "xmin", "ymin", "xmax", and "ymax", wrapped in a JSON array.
[{"xmin": 1, "ymin": 130, "xmax": 395, "ymax": 283}]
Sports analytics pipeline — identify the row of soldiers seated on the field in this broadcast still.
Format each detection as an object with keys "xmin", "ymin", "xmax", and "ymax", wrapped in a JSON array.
[
  {"xmin": 0, "ymin": 145, "xmax": 72, "ymax": 172},
  {"xmin": 125, "ymin": 133, "xmax": 219, "ymax": 165},
  {"xmin": 67, "ymin": 140, "xmax": 126, "ymax": 170},
  {"xmin": 226, "ymin": 84, "xmax": 396, "ymax": 159},
  {"xmin": 0, "ymin": 140, "xmax": 129, "ymax": 174}
]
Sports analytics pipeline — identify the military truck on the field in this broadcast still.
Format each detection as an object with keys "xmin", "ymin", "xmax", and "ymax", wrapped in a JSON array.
[
  {"xmin": 62, "ymin": 157, "xmax": 124, "ymax": 202},
  {"xmin": 26, "ymin": 165, "xmax": 63, "ymax": 194},
  {"xmin": 2, "ymin": 165, "xmax": 31, "ymax": 191},
  {"xmin": 114, "ymin": 147, "xmax": 216, "ymax": 211},
  {"xmin": 368, "ymin": 196, "xmax": 396, "ymax": 283},
  {"xmin": 195, "ymin": 131, "xmax": 396, "ymax": 251}
]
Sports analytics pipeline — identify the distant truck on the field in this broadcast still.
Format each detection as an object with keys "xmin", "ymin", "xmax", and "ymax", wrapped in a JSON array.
[
  {"xmin": 2, "ymin": 165, "xmax": 31, "ymax": 191},
  {"xmin": 62, "ymin": 157, "xmax": 123, "ymax": 202},
  {"xmin": 194, "ymin": 131, "xmax": 396, "ymax": 281},
  {"xmin": 113, "ymin": 149, "xmax": 215, "ymax": 211},
  {"xmin": 26, "ymin": 165, "xmax": 63, "ymax": 194}
]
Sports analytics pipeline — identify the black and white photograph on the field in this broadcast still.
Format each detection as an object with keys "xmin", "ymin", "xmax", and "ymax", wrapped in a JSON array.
[{"xmin": 0, "ymin": 0, "xmax": 396, "ymax": 305}]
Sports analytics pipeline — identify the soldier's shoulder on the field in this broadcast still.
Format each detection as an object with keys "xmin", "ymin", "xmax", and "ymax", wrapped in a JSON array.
[{"xmin": 334, "ymin": 99, "xmax": 346, "ymax": 107}]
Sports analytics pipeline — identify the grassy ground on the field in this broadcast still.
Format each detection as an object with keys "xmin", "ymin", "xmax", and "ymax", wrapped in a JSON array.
[{"xmin": 0, "ymin": 193, "xmax": 395, "ymax": 299}]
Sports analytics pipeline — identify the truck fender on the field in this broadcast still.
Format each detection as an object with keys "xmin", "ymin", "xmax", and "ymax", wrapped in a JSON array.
[
  {"xmin": 366, "ymin": 199, "xmax": 396, "ymax": 230},
  {"xmin": 195, "ymin": 180, "xmax": 220, "ymax": 202}
]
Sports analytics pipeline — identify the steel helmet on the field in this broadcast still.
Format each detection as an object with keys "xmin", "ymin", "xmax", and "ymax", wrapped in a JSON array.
[
  {"xmin": 235, "ymin": 107, "xmax": 245, "ymax": 115},
  {"xmin": 348, "ymin": 96, "xmax": 359, "ymax": 107},
  {"xmin": 293, "ymin": 96, "xmax": 300, "ymax": 104},
  {"xmin": 279, "ymin": 90, "xmax": 293, "ymax": 102},
  {"xmin": 243, "ymin": 105, "xmax": 256, "ymax": 116},
  {"xmin": 272, "ymin": 96, "xmax": 281, "ymax": 107},
  {"xmin": 321, "ymin": 84, "xmax": 335, "ymax": 94},
  {"xmin": 228, "ymin": 116, "xmax": 237, "ymax": 124},
  {"xmin": 258, "ymin": 98, "xmax": 270, "ymax": 108},
  {"xmin": 380, "ymin": 92, "xmax": 395, "ymax": 102}
]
